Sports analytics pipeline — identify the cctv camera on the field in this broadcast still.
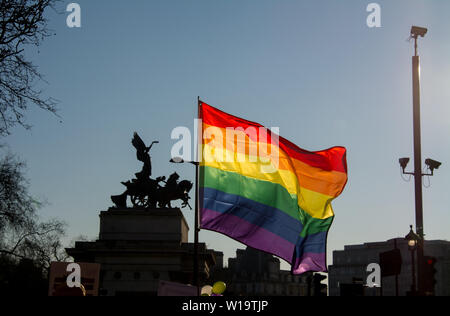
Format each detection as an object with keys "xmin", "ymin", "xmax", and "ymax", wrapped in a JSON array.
[
  {"xmin": 425, "ymin": 158, "xmax": 441, "ymax": 171},
  {"xmin": 399, "ymin": 158, "xmax": 410, "ymax": 170},
  {"xmin": 411, "ymin": 26, "xmax": 428, "ymax": 38}
]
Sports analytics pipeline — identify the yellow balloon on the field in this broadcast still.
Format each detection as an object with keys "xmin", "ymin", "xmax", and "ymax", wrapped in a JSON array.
[{"xmin": 212, "ymin": 281, "xmax": 226, "ymax": 295}]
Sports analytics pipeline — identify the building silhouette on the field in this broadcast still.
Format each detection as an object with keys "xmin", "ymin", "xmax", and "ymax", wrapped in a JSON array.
[
  {"xmin": 210, "ymin": 247, "xmax": 326, "ymax": 296},
  {"xmin": 328, "ymin": 238, "xmax": 450, "ymax": 296},
  {"xmin": 66, "ymin": 207, "xmax": 327, "ymax": 296}
]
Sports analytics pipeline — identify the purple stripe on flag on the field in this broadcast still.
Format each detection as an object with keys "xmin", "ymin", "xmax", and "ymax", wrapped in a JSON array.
[
  {"xmin": 201, "ymin": 208, "xmax": 295, "ymax": 263},
  {"xmin": 292, "ymin": 252, "xmax": 327, "ymax": 274}
]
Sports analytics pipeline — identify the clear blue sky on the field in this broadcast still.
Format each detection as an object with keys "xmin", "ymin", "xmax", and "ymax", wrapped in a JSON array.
[{"xmin": 4, "ymin": 0, "xmax": 450, "ymax": 270}]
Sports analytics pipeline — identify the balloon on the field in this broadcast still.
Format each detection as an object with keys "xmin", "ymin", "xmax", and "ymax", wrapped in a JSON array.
[
  {"xmin": 212, "ymin": 281, "xmax": 226, "ymax": 295},
  {"xmin": 201, "ymin": 285, "xmax": 213, "ymax": 296}
]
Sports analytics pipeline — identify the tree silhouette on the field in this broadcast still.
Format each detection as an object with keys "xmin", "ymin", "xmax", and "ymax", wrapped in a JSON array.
[
  {"xmin": 0, "ymin": 153, "xmax": 67, "ymax": 270},
  {"xmin": 0, "ymin": 0, "xmax": 59, "ymax": 136}
]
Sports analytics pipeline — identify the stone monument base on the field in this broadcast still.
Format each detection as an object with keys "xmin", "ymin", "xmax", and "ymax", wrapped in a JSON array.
[
  {"xmin": 99, "ymin": 208, "xmax": 189, "ymax": 243},
  {"xmin": 66, "ymin": 208, "xmax": 215, "ymax": 296}
]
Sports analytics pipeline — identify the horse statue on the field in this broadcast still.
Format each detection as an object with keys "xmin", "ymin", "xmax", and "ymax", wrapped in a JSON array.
[
  {"xmin": 110, "ymin": 133, "xmax": 193, "ymax": 210},
  {"xmin": 155, "ymin": 173, "xmax": 193, "ymax": 209}
]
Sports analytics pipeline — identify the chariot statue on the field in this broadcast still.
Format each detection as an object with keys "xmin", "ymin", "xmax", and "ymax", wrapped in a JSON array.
[{"xmin": 111, "ymin": 133, "xmax": 193, "ymax": 210}]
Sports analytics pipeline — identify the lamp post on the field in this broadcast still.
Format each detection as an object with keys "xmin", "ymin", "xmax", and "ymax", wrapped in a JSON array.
[
  {"xmin": 399, "ymin": 26, "xmax": 442, "ymax": 295},
  {"xmin": 405, "ymin": 225, "xmax": 420, "ymax": 295},
  {"xmin": 170, "ymin": 157, "xmax": 200, "ymax": 294}
]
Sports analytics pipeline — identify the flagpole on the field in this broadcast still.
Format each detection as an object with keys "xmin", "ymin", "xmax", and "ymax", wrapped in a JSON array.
[{"xmin": 193, "ymin": 96, "xmax": 201, "ymax": 294}]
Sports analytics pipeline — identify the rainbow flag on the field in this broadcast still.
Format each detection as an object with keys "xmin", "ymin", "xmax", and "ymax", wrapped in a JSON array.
[{"xmin": 199, "ymin": 102, "xmax": 348, "ymax": 274}]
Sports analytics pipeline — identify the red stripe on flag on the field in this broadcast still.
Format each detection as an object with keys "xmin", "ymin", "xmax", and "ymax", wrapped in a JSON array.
[{"xmin": 200, "ymin": 102, "xmax": 347, "ymax": 173}]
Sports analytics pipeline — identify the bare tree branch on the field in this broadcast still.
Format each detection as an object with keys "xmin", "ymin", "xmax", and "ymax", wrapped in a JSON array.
[
  {"xmin": 0, "ymin": 248, "xmax": 28, "ymax": 259},
  {"xmin": 9, "ymin": 224, "xmax": 62, "ymax": 253},
  {"xmin": 0, "ymin": 0, "xmax": 60, "ymax": 136}
]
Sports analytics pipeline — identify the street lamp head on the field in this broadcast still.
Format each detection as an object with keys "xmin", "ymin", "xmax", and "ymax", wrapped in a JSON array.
[
  {"xmin": 425, "ymin": 158, "xmax": 441, "ymax": 172},
  {"xmin": 411, "ymin": 26, "xmax": 428, "ymax": 38},
  {"xmin": 170, "ymin": 157, "xmax": 184, "ymax": 164},
  {"xmin": 408, "ymin": 239, "xmax": 417, "ymax": 248},
  {"xmin": 399, "ymin": 157, "xmax": 410, "ymax": 171},
  {"xmin": 405, "ymin": 225, "xmax": 420, "ymax": 250}
]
